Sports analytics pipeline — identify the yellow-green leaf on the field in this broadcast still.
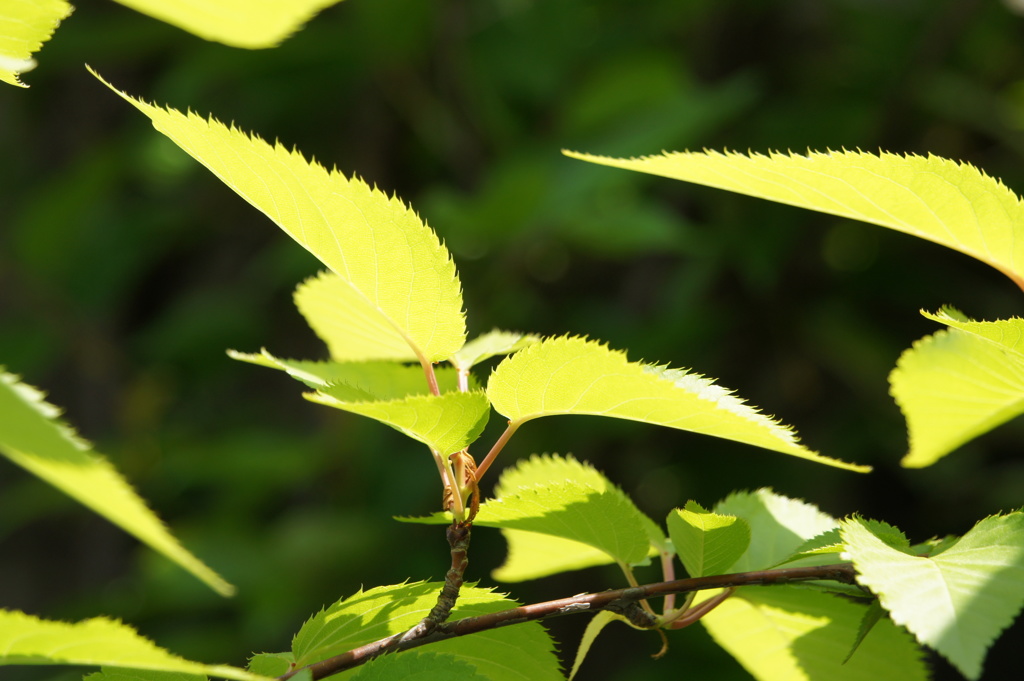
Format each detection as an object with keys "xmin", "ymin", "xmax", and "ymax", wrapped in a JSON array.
[
  {"xmin": 0, "ymin": 610, "xmax": 262, "ymax": 681},
  {"xmin": 294, "ymin": 271, "xmax": 418, "ymax": 363},
  {"xmin": 0, "ymin": 370, "xmax": 233, "ymax": 596},
  {"xmin": 111, "ymin": 0, "xmax": 344, "ymax": 49},
  {"xmin": 487, "ymin": 336, "xmax": 868, "ymax": 471},
  {"xmin": 890, "ymin": 314, "xmax": 1024, "ymax": 468},
  {"xmin": 0, "ymin": 0, "xmax": 72, "ymax": 87},
  {"xmin": 700, "ymin": 587, "xmax": 927, "ymax": 681},
  {"xmin": 566, "ymin": 149, "xmax": 1024, "ymax": 290},
  {"xmin": 305, "ymin": 390, "xmax": 490, "ymax": 456},
  {"xmin": 93, "ymin": 70, "xmax": 466, "ymax": 365}
]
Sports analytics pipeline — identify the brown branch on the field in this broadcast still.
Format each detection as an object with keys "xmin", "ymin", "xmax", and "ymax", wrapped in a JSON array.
[{"xmin": 277, "ymin": 563, "xmax": 858, "ymax": 681}]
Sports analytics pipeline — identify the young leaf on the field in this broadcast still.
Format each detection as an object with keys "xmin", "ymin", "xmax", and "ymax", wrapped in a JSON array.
[
  {"xmin": 293, "ymin": 271, "xmax": 421, "ymax": 363},
  {"xmin": 565, "ymin": 149, "xmax": 1024, "ymax": 290},
  {"xmin": 292, "ymin": 582, "xmax": 561, "ymax": 681},
  {"xmin": 348, "ymin": 652, "xmax": 489, "ymax": 681},
  {"xmin": 0, "ymin": 369, "xmax": 233, "ymax": 596},
  {"xmin": 667, "ymin": 501, "xmax": 751, "ymax": 577},
  {"xmin": 110, "ymin": 0, "xmax": 344, "ymax": 49},
  {"xmin": 0, "ymin": 0, "xmax": 71, "ymax": 87},
  {"xmin": 305, "ymin": 390, "xmax": 490, "ymax": 456},
  {"xmin": 93, "ymin": 70, "xmax": 466, "ymax": 365},
  {"xmin": 487, "ymin": 336, "xmax": 869, "ymax": 471},
  {"xmin": 890, "ymin": 319, "xmax": 1024, "ymax": 468},
  {"xmin": 450, "ymin": 330, "xmax": 542, "ymax": 372},
  {"xmin": 714, "ymin": 489, "xmax": 838, "ymax": 572},
  {"xmin": 842, "ymin": 513, "xmax": 1024, "ymax": 680},
  {"xmin": 227, "ymin": 350, "xmax": 466, "ymax": 393},
  {"xmin": 0, "ymin": 610, "xmax": 261, "ymax": 681},
  {"xmin": 699, "ymin": 586, "xmax": 927, "ymax": 681}
]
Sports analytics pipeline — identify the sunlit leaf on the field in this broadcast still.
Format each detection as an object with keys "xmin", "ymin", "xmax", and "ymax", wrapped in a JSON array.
[
  {"xmin": 492, "ymin": 529, "xmax": 613, "ymax": 582},
  {"xmin": 0, "ymin": 0, "xmax": 71, "ymax": 87},
  {"xmin": 714, "ymin": 489, "xmax": 838, "ymax": 571},
  {"xmin": 890, "ymin": 313, "xmax": 1024, "ymax": 468},
  {"xmin": 93, "ymin": 70, "xmax": 465, "ymax": 365},
  {"xmin": 487, "ymin": 337, "xmax": 868, "ymax": 471},
  {"xmin": 700, "ymin": 586, "xmax": 927, "ymax": 681},
  {"xmin": 306, "ymin": 390, "xmax": 489, "ymax": 456},
  {"xmin": 227, "ymin": 349, "xmax": 466, "ymax": 394},
  {"xmin": 667, "ymin": 501, "xmax": 750, "ymax": 577},
  {"xmin": 566, "ymin": 149, "xmax": 1024, "ymax": 290},
  {"xmin": 111, "ymin": 0, "xmax": 344, "ymax": 48},
  {"xmin": 0, "ymin": 610, "xmax": 261, "ymax": 681},
  {"xmin": 292, "ymin": 582, "xmax": 561, "ymax": 681},
  {"xmin": 450, "ymin": 330, "xmax": 541, "ymax": 372},
  {"xmin": 842, "ymin": 513, "xmax": 1024, "ymax": 680},
  {"xmin": 0, "ymin": 370, "xmax": 232, "ymax": 596},
  {"xmin": 293, "ymin": 271, "xmax": 419, "ymax": 363}
]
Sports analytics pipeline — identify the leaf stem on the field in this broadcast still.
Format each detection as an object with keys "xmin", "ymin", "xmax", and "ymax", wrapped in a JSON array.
[
  {"xmin": 278, "ymin": 563, "xmax": 859, "ymax": 680},
  {"xmin": 474, "ymin": 422, "xmax": 518, "ymax": 482},
  {"xmin": 420, "ymin": 357, "xmax": 441, "ymax": 396}
]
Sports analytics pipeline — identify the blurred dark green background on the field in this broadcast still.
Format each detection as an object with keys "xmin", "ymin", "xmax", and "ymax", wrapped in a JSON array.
[{"xmin": 3, "ymin": 0, "xmax": 1024, "ymax": 679}]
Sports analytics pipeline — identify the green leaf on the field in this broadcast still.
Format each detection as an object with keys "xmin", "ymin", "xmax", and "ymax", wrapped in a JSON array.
[
  {"xmin": 667, "ymin": 501, "xmax": 750, "ymax": 577},
  {"xmin": 0, "ymin": 610, "xmax": 261, "ymax": 681},
  {"xmin": 227, "ymin": 349, "xmax": 466, "ymax": 394},
  {"xmin": 568, "ymin": 611, "xmax": 624, "ymax": 681},
  {"xmin": 450, "ymin": 330, "xmax": 542, "ymax": 372},
  {"xmin": 700, "ymin": 586, "xmax": 927, "ymax": 681},
  {"xmin": 842, "ymin": 513, "xmax": 1024, "ymax": 680},
  {"xmin": 246, "ymin": 653, "xmax": 294, "ymax": 678},
  {"xmin": 487, "ymin": 336, "xmax": 869, "ymax": 471},
  {"xmin": 483, "ymin": 453, "xmax": 655, "ymax": 569},
  {"xmin": 890, "ymin": 316, "xmax": 1024, "ymax": 467},
  {"xmin": 93, "ymin": 70, "xmax": 465, "ymax": 365},
  {"xmin": 843, "ymin": 601, "xmax": 886, "ymax": 664},
  {"xmin": 0, "ymin": 370, "xmax": 232, "ymax": 596},
  {"xmin": 84, "ymin": 670, "xmax": 206, "ymax": 681},
  {"xmin": 777, "ymin": 529, "xmax": 845, "ymax": 565},
  {"xmin": 110, "ymin": 0, "xmax": 344, "ymax": 48},
  {"xmin": 492, "ymin": 529, "xmax": 615, "ymax": 582},
  {"xmin": 292, "ymin": 582, "xmax": 561, "ymax": 681},
  {"xmin": 349, "ymin": 652, "xmax": 489, "ymax": 681},
  {"xmin": 306, "ymin": 390, "xmax": 490, "ymax": 456},
  {"xmin": 565, "ymin": 149, "xmax": 1024, "ymax": 290},
  {"xmin": 473, "ymin": 480, "xmax": 651, "ymax": 566},
  {"xmin": 714, "ymin": 489, "xmax": 838, "ymax": 571},
  {"xmin": 0, "ymin": 0, "xmax": 72, "ymax": 87}
]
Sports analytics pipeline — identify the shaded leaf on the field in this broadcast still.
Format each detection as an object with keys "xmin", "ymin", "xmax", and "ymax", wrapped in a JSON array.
[
  {"xmin": 94, "ymin": 70, "xmax": 465, "ymax": 365},
  {"xmin": 112, "ymin": 0, "xmax": 344, "ymax": 48},
  {"xmin": 487, "ymin": 337, "xmax": 868, "ymax": 471},
  {"xmin": 84, "ymin": 670, "xmax": 206, "ymax": 681},
  {"xmin": 0, "ymin": 370, "xmax": 232, "ymax": 595},
  {"xmin": 714, "ymin": 489, "xmax": 838, "ymax": 572},
  {"xmin": 566, "ymin": 149, "xmax": 1024, "ymax": 290},
  {"xmin": 667, "ymin": 501, "xmax": 750, "ymax": 577},
  {"xmin": 349, "ymin": 652, "xmax": 489, "ymax": 681},
  {"xmin": 842, "ymin": 513, "xmax": 1024, "ymax": 680},
  {"xmin": 568, "ymin": 611, "xmax": 624, "ymax": 681}
]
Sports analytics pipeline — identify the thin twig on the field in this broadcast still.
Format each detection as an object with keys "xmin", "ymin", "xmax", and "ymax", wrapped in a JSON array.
[
  {"xmin": 398, "ymin": 521, "xmax": 473, "ymax": 641},
  {"xmin": 474, "ymin": 422, "xmax": 517, "ymax": 481},
  {"xmin": 277, "ymin": 563, "xmax": 858, "ymax": 681}
]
